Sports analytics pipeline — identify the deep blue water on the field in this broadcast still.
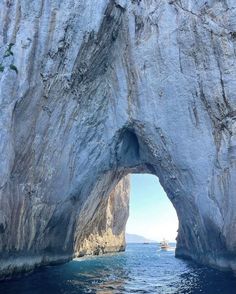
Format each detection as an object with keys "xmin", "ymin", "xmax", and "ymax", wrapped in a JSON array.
[{"xmin": 1, "ymin": 243, "xmax": 236, "ymax": 294}]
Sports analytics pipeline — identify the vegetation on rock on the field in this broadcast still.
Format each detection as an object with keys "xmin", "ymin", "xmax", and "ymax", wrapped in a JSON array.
[{"xmin": 0, "ymin": 43, "xmax": 18, "ymax": 74}]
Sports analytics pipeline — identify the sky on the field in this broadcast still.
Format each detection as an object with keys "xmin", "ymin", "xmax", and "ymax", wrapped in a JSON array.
[{"xmin": 126, "ymin": 174, "xmax": 179, "ymax": 242}]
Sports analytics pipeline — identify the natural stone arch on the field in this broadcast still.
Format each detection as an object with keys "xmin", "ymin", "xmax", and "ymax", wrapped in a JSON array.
[
  {"xmin": 71, "ymin": 125, "xmax": 217, "ymax": 267},
  {"xmin": 1, "ymin": 0, "xmax": 236, "ymax": 278}
]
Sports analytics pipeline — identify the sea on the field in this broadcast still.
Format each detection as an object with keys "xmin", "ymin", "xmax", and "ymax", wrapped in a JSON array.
[{"xmin": 1, "ymin": 243, "xmax": 236, "ymax": 294}]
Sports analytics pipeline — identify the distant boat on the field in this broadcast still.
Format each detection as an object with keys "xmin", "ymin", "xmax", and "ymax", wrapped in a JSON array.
[
  {"xmin": 143, "ymin": 242, "xmax": 150, "ymax": 244},
  {"xmin": 159, "ymin": 239, "xmax": 170, "ymax": 250}
]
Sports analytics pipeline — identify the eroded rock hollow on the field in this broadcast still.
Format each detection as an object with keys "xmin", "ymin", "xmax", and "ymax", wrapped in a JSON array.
[{"xmin": 1, "ymin": 0, "xmax": 236, "ymax": 278}]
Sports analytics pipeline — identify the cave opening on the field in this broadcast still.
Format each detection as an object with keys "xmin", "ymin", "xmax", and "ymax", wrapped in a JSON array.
[
  {"xmin": 110, "ymin": 127, "xmax": 181, "ymax": 251},
  {"xmin": 126, "ymin": 174, "xmax": 179, "ymax": 244}
]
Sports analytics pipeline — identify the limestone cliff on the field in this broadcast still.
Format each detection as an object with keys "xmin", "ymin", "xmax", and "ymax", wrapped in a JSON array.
[
  {"xmin": 1, "ymin": 0, "xmax": 236, "ymax": 279},
  {"xmin": 74, "ymin": 177, "xmax": 129, "ymax": 257}
]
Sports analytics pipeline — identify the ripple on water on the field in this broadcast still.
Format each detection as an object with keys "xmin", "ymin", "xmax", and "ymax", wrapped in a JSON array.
[{"xmin": 0, "ymin": 244, "xmax": 236, "ymax": 294}]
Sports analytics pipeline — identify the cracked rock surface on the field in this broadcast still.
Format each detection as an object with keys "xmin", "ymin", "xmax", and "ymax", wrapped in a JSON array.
[{"xmin": 1, "ymin": 0, "xmax": 236, "ymax": 278}]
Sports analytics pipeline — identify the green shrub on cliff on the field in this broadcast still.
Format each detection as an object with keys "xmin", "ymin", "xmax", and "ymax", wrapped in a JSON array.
[
  {"xmin": 0, "ymin": 43, "xmax": 18, "ymax": 74},
  {"xmin": 3, "ymin": 43, "xmax": 14, "ymax": 58}
]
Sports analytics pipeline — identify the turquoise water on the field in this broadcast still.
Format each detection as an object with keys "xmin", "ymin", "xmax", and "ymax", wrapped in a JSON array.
[{"xmin": 1, "ymin": 243, "xmax": 236, "ymax": 293}]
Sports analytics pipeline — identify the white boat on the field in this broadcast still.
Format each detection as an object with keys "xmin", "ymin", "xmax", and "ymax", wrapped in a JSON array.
[{"xmin": 159, "ymin": 239, "xmax": 170, "ymax": 250}]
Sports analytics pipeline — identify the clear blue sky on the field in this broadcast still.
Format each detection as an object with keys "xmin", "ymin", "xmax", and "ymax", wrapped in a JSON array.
[{"xmin": 126, "ymin": 174, "xmax": 179, "ymax": 242}]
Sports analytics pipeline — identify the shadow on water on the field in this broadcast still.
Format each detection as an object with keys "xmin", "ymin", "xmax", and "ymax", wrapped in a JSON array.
[{"xmin": 0, "ymin": 243, "xmax": 236, "ymax": 294}]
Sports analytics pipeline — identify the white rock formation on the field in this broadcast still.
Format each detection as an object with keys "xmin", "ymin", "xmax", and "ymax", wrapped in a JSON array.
[{"xmin": 1, "ymin": 0, "xmax": 236, "ymax": 278}]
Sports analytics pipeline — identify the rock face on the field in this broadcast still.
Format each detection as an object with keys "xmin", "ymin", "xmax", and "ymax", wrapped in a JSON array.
[
  {"xmin": 74, "ymin": 177, "xmax": 130, "ymax": 257},
  {"xmin": 1, "ymin": 0, "xmax": 236, "ymax": 278}
]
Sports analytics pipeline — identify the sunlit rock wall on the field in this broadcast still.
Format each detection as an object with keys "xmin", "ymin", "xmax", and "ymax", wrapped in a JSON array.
[
  {"xmin": 1, "ymin": 0, "xmax": 236, "ymax": 278},
  {"xmin": 74, "ymin": 177, "xmax": 129, "ymax": 257}
]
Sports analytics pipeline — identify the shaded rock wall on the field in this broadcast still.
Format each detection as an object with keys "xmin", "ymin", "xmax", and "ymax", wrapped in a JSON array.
[{"xmin": 0, "ymin": 0, "xmax": 236, "ymax": 278}]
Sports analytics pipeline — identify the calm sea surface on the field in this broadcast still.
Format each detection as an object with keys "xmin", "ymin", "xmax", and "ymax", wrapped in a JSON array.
[{"xmin": 1, "ymin": 243, "xmax": 236, "ymax": 294}]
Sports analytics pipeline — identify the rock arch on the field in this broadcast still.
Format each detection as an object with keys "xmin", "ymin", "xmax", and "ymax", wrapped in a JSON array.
[{"xmin": 1, "ymin": 0, "xmax": 236, "ymax": 278}]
